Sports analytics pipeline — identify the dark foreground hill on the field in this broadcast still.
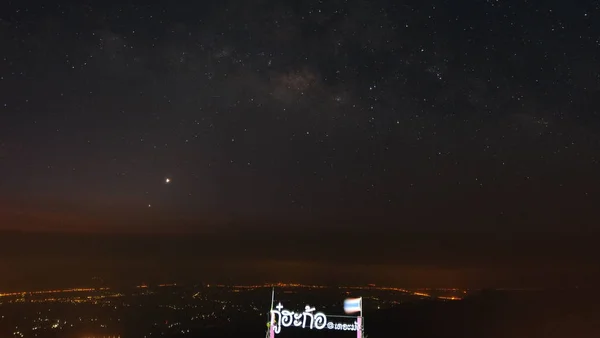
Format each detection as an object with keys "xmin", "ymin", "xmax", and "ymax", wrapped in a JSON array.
[
  {"xmin": 179, "ymin": 289, "xmax": 600, "ymax": 338},
  {"xmin": 365, "ymin": 289, "xmax": 600, "ymax": 338}
]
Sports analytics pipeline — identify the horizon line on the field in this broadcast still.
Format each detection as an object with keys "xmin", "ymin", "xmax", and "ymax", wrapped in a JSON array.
[{"xmin": 3, "ymin": 228, "xmax": 600, "ymax": 236}]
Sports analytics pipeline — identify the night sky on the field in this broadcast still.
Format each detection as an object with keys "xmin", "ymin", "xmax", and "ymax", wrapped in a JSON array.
[{"xmin": 1, "ymin": 0, "xmax": 600, "ymax": 233}]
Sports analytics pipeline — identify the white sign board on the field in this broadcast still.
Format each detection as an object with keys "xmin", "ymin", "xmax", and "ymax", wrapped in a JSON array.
[{"xmin": 270, "ymin": 302, "xmax": 360, "ymax": 334}]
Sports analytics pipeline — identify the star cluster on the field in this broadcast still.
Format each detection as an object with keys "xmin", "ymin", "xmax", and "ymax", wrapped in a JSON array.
[{"xmin": 0, "ymin": 0, "xmax": 599, "ymax": 232}]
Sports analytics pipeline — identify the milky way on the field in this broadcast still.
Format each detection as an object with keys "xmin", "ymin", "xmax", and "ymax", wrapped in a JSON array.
[{"xmin": 0, "ymin": 0, "xmax": 599, "ymax": 232}]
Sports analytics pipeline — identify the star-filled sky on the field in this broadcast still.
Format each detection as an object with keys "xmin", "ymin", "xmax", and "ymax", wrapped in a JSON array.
[{"xmin": 1, "ymin": 0, "xmax": 599, "ymax": 233}]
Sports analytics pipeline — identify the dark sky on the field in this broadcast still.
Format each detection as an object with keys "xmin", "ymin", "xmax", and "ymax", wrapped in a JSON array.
[{"xmin": 1, "ymin": 0, "xmax": 599, "ymax": 233}]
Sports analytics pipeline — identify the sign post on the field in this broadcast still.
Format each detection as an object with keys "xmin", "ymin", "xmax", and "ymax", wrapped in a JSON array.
[{"xmin": 269, "ymin": 288, "xmax": 275, "ymax": 338}]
